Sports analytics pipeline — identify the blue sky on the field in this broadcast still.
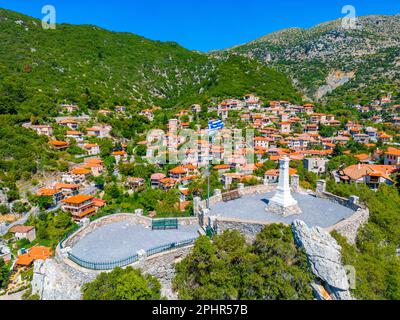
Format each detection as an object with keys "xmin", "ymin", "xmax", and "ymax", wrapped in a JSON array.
[{"xmin": 1, "ymin": 0, "xmax": 399, "ymax": 51}]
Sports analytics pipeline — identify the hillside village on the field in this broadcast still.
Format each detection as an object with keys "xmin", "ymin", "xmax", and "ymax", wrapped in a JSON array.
[{"xmin": 1, "ymin": 89, "xmax": 400, "ymax": 297}]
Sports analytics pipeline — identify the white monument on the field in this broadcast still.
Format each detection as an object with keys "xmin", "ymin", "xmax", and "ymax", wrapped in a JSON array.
[{"xmin": 266, "ymin": 156, "xmax": 302, "ymax": 216}]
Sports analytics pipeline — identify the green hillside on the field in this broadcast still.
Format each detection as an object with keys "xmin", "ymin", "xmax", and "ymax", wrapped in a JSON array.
[
  {"xmin": 0, "ymin": 8, "xmax": 301, "ymax": 184},
  {"xmin": 0, "ymin": 8, "xmax": 301, "ymax": 118}
]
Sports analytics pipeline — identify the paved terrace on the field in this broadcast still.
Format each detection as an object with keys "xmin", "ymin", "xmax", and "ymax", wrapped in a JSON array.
[
  {"xmin": 70, "ymin": 221, "xmax": 199, "ymax": 263},
  {"xmin": 209, "ymin": 192, "xmax": 356, "ymax": 228}
]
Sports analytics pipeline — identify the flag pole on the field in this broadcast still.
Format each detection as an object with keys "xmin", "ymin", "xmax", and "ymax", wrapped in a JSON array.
[{"xmin": 207, "ymin": 118, "xmax": 211, "ymax": 210}]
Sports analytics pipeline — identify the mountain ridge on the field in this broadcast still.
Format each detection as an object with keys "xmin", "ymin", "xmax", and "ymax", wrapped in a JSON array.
[
  {"xmin": 216, "ymin": 14, "xmax": 400, "ymax": 104},
  {"xmin": 0, "ymin": 8, "xmax": 301, "ymax": 118}
]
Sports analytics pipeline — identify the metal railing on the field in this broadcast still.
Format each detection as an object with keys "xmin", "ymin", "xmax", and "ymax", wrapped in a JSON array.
[
  {"xmin": 145, "ymin": 238, "xmax": 197, "ymax": 256},
  {"xmin": 67, "ymin": 237, "xmax": 198, "ymax": 271},
  {"xmin": 68, "ymin": 252, "xmax": 140, "ymax": 271}
]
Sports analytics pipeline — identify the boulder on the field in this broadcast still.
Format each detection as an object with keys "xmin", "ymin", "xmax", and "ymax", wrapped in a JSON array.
[{"xmin": 292, "ymin": 220, "xmax": 353, "ymax": 299}]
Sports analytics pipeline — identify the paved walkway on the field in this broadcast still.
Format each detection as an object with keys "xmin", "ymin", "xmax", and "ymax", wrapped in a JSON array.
[
  {"xmin": 209, "ymin": 192, "xmax": 356, "ymax": 228},
  {"xmin": 70, "ymin": 222, "xmax": 199, "ymax": 263}
]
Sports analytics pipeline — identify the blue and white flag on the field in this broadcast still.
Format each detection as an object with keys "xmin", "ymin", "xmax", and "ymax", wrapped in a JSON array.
[{"xmin": 208, "ymin": 119, "xmax": 224, "ymax": 130}]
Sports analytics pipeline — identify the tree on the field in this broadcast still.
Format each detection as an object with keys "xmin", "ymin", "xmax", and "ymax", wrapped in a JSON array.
[
  {"xmin": 173, "ymin": 227, "xmax": 314, "ymax": 300},
  {"xmin": 0, "ymin": 259, "xmax": 10, "ymax": 289},
  {"xmin": 249, "ymin": 224, "xmax": 314, "ymax": 300},
  {"xmin": 319, "ymin": 124, "xmax": 336, "ymax": 138},
  {"xmin": 329, "ymin": 184, "xmax": 400, "ymax": 300},
  {"xmin": 0, "ymin": 204, "xmax": 8, "ymax": 215},
  {"xmin": 12, "ymin": 201, "xmax": 29, "ymax": 214},
  {"xmin": 82, "ymin": 267, "xmax": 161, "ymax": 300}
]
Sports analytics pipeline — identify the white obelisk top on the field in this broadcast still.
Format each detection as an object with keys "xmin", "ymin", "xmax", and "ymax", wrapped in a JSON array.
[{"xmin": 278, "ymin": 156, "xmax": 291, "ymax": 193}]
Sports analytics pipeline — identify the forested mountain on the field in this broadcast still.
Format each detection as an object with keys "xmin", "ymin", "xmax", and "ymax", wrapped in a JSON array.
[
  {"xmin": 0, "ymin": 8, "xmax": 300, "ymax": 118},
  {"xmin": 218, "ymin": 15, "xmax": 400, "ymax": 105}
]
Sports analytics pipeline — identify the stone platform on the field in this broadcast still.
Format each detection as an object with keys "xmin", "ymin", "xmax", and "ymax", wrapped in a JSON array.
[{"xmin": 208, "ymin": 191, "xmax": 356, "ymax": 228}]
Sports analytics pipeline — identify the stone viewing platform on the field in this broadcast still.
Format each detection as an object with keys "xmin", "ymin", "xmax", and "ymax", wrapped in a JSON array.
[
  {"xmin": 199, "ymin": 178, "xmax": 369, "ymax": 244},
  {"xmin": 208, "ymin": 191, "xmax": 355, "ymax": 228}
]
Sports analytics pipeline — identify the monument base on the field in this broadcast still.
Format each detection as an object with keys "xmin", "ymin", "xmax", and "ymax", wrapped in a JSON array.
[{"xmin": 266, "ymin": 201, "xmax": 302, "ymax": 217}]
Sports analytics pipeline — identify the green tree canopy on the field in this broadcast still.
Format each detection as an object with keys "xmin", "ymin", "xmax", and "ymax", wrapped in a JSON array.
[
  {"xmin": 82, "ymin": 267, "xmax": 161, "ymax": 300},
  {"xmin": 173, "ymin": 226, "xmax": 314, "ymax": 300}
]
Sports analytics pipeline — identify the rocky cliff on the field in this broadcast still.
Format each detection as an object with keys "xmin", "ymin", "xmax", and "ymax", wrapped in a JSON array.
[{"xmin": 292, "ymin": 220, "xmax": 353, "ymax": 300}]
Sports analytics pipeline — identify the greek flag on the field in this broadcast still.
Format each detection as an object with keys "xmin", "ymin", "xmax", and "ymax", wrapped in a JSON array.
[{"xmin": 208, "ymin": 119, "xmax": 224, "ymax": 130}]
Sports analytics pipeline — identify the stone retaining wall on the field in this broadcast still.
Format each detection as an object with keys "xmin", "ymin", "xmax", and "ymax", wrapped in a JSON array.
[
  {"xmin": 133, "ymin": 246, "xmax": 193, "ymax": 299},
  {"xmin": 213, "ymin": 217, "xmax": 288, "ymax": 243},
  {"xmin": 325, "ymin": 207, "xmax": 370, "ymax": 245},
  {"xmin": 319, "ymin": 191, "xmax": 361, "ymax": 211}
]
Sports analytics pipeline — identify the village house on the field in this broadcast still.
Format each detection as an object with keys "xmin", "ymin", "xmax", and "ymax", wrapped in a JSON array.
[
  {"xmin": 61, "ymin": 104, "xmax": 79, "ymax": 113},
  {"xmin": 365, "ymin": 127, "xmax": 378, "ymax": 142},
  {"xmin": 353, "ymin": 134, "xmax": 370, "ymax": 144},
  {"xmin": 305, "ymin": 124, "xmax": 318, "ymax": 134},
  {"xmin": 37, "ymin": 187, "xmax": 64, "ymax": 204},
  {"xmin": 98, "ymin": 109, "xmax": 113, "ymax": 116},
  {"xmin": 112, "ymin": 150, "xmax": 128, "ymax": 164},
  {"xmin": 54, "ymin": 183, "xmax": 80, "ymax": 197},
  {"xmin": 379, "ymin": 132, "xmax": 393, "ymax": 143},
  {"xmin": 126, "ymin": 178, "xmax": 145, "ymax": 191},
  {"xmin": 81, "ymin": 162, "xmax": 104, "ymax": 177},
  {"xmin": 151, "ymin": 173, "xmax": 166, "ymax": 189},
  {"xmin": 333, "ymin": 136, "xmax": 350, "ymax": 145},
  {"xmin": 159, "ymin": 178, "xmax": 178, "ymax": 190},
  {"xmin": 140, "ymin": 109, "xmax": 154, "ymax": 121},
  {"xmin": 287, "ymin": 136, "xmax": 310, "ymax": 150},
  {"xmin": 303, "ymin": 157, "xmax": 328, "ymax": 174},
  {"xmin": 265, "ymin": 168, "xmax": 297, "ymax": 183},
  {"xmin": 83, "ymin": 143, "xmax": 100, "ymax": 156},
  {"xmin": 381, "ymin": 95, "xmax": 392, "ymax": 104},
  {"xmin": 49, "ymin": 140, "xmax": 70, "ymax": 150},
  {"xmin": 354, "ymin": 154, "xmax": 372, "ymax": 164},
  {"xmin": 218, "ymin": 106, "xmax": 229, "ymax": 120},
  {"xmin": 86, "ymin": 127, "xmax": 104, "ymax": 138},
  {"xmin": 254, "ymin": 136, "xmax": 271, "ymax": 149},
  {"xmin": 62, "ymin": 168, "xmax": 92, "ymax": 184},
  {"xmin": 372, "ymin": 116, "xmax": 383, "ymax": 124},
  {"xmin": 213, "ymin": 164, "xmax": 232, "ymax": 175},
  {"xmin": 338, "ymin": 164, "xmax": 397, "ymax": 190},
  {"xmin": 115, "ymin": 106, "xmax": 126, "ymax": 113},
  {"xmin": 9, "ymin": 225, "xmax": 36, "ymax": 242},
  {"xmin": 61, "ymin": 194, "xmax": 97, "ymax": 221},
  {"xmin": 191, "ymin": 104, "xmax": 202, "ymax": 113},
  {"xmin": 15, "ymin": 246, "xmax": 52, "ymax": 268},
  {"xmin": 66, "ymin": 130, "xmax": 84, "ymax": 142},
  {"xmin": 310, "ymin": 113, "xmax": 327, "ymax": 125},
  {"xmin": 384, "ymin": 148, "xmax": 400, "ymax": 166},
  {"xmin": 277, "ymin": 122, "xmax": 291, "ymax": 134},
  {"xmin": 30, "ymin": 125, "xmax": 53, "ymax": 137},
  {"xmin": 79, "ymin": 158, "xmax": 104, "ymax": 177},
  {"xmin": 59, "ymin": 119, "xmax": 79, "ymax": 130}
]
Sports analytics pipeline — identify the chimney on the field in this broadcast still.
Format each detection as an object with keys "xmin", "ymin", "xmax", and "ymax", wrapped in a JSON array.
[{"xmin": 358, "ymin": 163, "xmax": 361, "ymax": 170}]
